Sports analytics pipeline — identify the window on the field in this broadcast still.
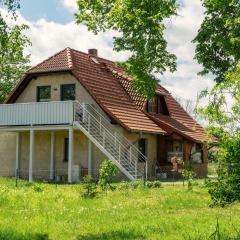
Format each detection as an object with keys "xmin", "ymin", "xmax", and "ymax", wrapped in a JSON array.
[
  {"xmin": 191, "ymin": 143, "xmax": 203, "ymax": 163},
  {"xmin": 61, "ymin": 84, "xmax": 76, "ymax": 101},
  {"xmin": 146, "ymin": 95, "xmax": 169, "ymax": 115},
  {"xmin": 138, "ymin": 138, "xmax": 147, "ymax": 162},
  {"xmin": 37, "ymin": 86, "xmax": 51, "ymax": 102},
  {"xmin": 63, "ymin": 138, "xmax": 69, "ymax": 162}
]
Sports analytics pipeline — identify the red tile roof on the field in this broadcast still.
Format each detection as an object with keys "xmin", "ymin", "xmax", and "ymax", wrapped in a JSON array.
[
  {"xmin": 5, "ymin": 47, "xmax": 211, "ymax": 141},
  {"xmin": 6, "ymin": 48, "xmax": 164, "ymax": 134}
]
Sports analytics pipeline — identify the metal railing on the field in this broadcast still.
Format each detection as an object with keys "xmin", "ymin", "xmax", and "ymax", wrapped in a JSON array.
[
  {"xmin": 74, "ymin": 102, "xmax": 147, "ymax": 181},
  {"xmin": 0, "ymin": 101, "xmax": 74, "ymax": 127}
]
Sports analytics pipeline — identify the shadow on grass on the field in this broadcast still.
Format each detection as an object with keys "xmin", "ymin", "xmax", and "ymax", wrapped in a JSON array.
[
  {"xmin": 0, "ymin": 230, "xmax": 49, "ymax": 240},
  {"xmin": 77, "ymin": 230, "xmax": 146, "ymax": 240}
]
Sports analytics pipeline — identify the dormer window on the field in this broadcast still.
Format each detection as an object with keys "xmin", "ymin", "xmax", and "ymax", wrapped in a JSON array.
[{"xmin": 146, "ymin": 95, "xmax": 169, "ymax": 115}]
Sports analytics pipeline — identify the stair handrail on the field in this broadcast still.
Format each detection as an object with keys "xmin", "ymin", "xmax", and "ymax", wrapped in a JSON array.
[
  {"xmin": 74, "ymin": 101, "xmax": 147, "ymax": 178},
  {"xmin": 81, "ymin": 103, "xmax": 147, "ymax": 163}
]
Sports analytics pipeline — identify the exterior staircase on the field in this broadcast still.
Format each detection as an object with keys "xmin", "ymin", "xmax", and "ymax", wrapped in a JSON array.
[{"xmin": 74, "ymin": 102, "xmax": 147, "ymax": 181}]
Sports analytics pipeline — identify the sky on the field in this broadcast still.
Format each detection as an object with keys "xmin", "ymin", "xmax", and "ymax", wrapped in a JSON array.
[{"xmin": 3, "ymin": 0, "xmax": 214, "ymax": 102}]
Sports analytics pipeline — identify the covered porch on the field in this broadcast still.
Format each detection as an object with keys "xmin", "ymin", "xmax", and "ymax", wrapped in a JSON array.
[
  {"xmin": 156, "ymin": 133, "xmax": 208, "ymax": 178},
  {"xmin": 0, "ymin": 101, "xmax": 98, "ymax": 183}
]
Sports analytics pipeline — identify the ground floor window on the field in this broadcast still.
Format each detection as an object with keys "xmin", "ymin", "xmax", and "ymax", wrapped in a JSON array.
[
  {"xmin": 138, "ymin": 138, "xmax": 147, "ymax": 162},
  {"xmin": 63, "ymin": 138, "xmax": 69, "ymax": 162},
  {"xmin": 191, "ymin": 143, "xmax": 203, "ymax": 163},
  {"xmin": 166, "ymin": 140, "xmax": 183, "ymax": 162}
]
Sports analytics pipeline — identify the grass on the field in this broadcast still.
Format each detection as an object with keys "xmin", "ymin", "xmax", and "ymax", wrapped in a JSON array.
[{"xmin": 0, "ymin": 178, "xmax": 239, "ymax": 239}]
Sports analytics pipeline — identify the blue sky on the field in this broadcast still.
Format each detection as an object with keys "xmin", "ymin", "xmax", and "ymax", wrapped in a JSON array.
[
  {"xmin": 19, "ymin": 0, "xmax": 74, "ymax": 23},
  {"xmin": 3, "ymin": 0, "xmax": 214, "ymax": 103}
]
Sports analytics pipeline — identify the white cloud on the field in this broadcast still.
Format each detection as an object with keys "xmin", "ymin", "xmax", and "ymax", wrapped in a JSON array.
[
  {"xmin": 163, "ymin": 0, "xmax": 214, "ymax": 102},
  {"xmin": 61, "ymin": 0, "xmax": 78, "ymax": 12}
]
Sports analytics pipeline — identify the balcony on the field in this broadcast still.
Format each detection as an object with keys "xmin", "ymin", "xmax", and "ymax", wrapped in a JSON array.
[{"xmin": 0, "ymin": 101, "xmax": 75, "ymax": 128}]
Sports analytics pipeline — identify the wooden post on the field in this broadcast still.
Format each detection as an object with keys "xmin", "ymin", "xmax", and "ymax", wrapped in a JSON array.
[
  {"xmin": 50, "ymin": 131, "xmax": 55, "ymax": 180},
  {"xmin": 88, "ymin": 139, "xmax": 92, "ymax": 176},
  {"xmin": 15, "ymin": 132, "xmax": 20, "ymax": 178},
  {"xmin": 68, "ymin": 127, "xmax": 74, "ymax": 183},
  {"xmin": 29, "ymin": 129, "xmax": 34, "ymax": 183}
]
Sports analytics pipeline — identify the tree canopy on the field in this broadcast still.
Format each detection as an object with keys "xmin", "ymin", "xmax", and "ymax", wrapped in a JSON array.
[
  {"xmin": 193, "ymin": 0, "xmax": 240, "ymax": 83},
  {"xmin": 75, "ymin": 0, "xmax": 177, "ymax": 98},
  {"xmin": 194, "ymin": 0, "xmax": 240, "ymax": 206},
  {"xmin": 0, "ymin": 0, "xmax": 30, "ymax": 103}
]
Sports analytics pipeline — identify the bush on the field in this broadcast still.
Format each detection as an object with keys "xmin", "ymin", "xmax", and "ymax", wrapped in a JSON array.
[
  {"xmin": 33, "ymin": 184, "xmax": 44, "ymax": 192},
  {"xmin": 99, "ymin": 160, "xmax": 118, "ymax": 191},
  {"xmin": 117, "ymin": 180, "xmax": 161, "ymax": 190},
  {"xmin": 145, "ymin": 180, "xmax": 161, "ymax": 188},
  {"xmin": 182, "ymin": 161, "xmax": 196, "ymax": 190},
  {"xmin": 82, "ymin": 175, "xmax": 97, "ymax": 198}
]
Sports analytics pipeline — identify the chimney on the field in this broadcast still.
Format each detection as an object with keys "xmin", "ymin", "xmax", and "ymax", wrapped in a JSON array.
[{"xmin": 88, "ymin": 48, "xmax": 98, "ymax": 57}]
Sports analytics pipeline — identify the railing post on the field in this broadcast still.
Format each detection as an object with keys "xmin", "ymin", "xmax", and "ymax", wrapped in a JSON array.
[
  {"xmin": 135, "ymin": 160, "xmax": 138, "ymax": 180},
  {"xmin": 87, "ymin": 112, "xmax": 90, "ymax": 133},
  {"xmin": 118, "ymin": 144, "xmax": 121, "ymax": 163},
  {"xmin": 103, "ymin": 128, "xmax": 106, "ymax": 147},
  {"xmin": 129, "ymin": 146, "xmax": 132, "ymax": 164},
  {"xmin": 145, "ymin": 160, "xmax": 148, "ymax": 181}
]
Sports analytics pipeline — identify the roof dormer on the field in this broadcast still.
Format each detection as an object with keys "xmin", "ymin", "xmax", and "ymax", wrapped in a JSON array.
[{"xmin": 146, "ymin": 94, "xmax": 169, "ymax": 116}]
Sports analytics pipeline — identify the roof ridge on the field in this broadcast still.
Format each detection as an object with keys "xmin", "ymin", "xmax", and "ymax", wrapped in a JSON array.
[
  {"xmin": 28, "ymin": 48, "xmax": 70, "ymax": 73},
  {"xmin": 66, "ymin": 47, "xmax": 74, "ymax": 69}
]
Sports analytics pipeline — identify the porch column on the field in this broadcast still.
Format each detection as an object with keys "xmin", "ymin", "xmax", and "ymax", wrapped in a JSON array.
[
  {"xmin": 50, "ymin": 131, "xmax": 55, "ymax": 180},
  {"xmin": 29, "ymin": 129, "xmax": 34, "ymax": 183},
  {"xmin": 68, "ymin": 127, "xmax": 74, "ymax": 183},
  {"xmin": 88, "ymin": 139, "xmax": 92, "ymax": 176},
  {"xmin": 15, "ymin": 132, "xmax": 20, "ymax": 178}
]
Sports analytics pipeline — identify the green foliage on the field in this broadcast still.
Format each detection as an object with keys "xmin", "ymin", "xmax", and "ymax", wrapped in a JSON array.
[
  {"xmin": 206, "ymin": 133, "xmax": 240, "ymax": 207},
  {"xmin": 182, "ymin": 162, "xmax": 196, "ymax": 190},
  {"xmin": 0, "ymin": 0, "xmax": 31, "ymax": 103},
  {"xmin": 0, "ymin": 17, "xmax": 31, "ymax": 103},
  {"xmin": 194, "ymin": 0, "xmax": 240, "ymax": 207},
  {"xmin": 145, "ymin": 180, "xmax": 161, "ymax": 189},
  {"xmin": 75, "ymin": 0, "xmax": 177, "ymax": 98},
  {"xmin": 0, "ymin": 178, "xmax": 240, "ymax": 239},
  {"xmin": 193, "ymin": 0, "xmax": 240, "ymax": 83},
  {"xmin": 81, "ymin": 175, "xmax": 98, "ymax": 198},
  {"xmin": 98, "ymin": 160, "xmax": 118, "ymax": 190},
  {"xmin": 118, "ymin": 180, "xmax": 161, "ymax": 190},
  {"xmin": 33, "ymin": 183, "xmax": 44, "ymax": 193}
]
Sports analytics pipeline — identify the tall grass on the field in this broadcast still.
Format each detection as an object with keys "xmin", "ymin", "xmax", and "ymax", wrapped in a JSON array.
[{"xmin": 0, "ymin": 177, "xmax": 239, "ymax": 239}]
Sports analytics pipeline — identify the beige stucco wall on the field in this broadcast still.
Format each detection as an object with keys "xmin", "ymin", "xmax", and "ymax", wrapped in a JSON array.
[
  {"xmin": 0, "ymin": 133, "xmax": 16, "ymax": 176},
  {"xmin": 0, "ymin": 72, "xmax": 158, "ymax": 180},
  {"xmin": 17, "ymin": 129, "xmax": 107, "ymax": 180},
  {"xmin": 123, "ymin": 130, "xmax": 157, "ymax": 178}
]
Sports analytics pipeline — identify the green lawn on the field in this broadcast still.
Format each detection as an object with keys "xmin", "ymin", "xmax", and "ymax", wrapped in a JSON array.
[{"xmin": 0, "ymin": 178, "xmax": 239, "ymax": 240}]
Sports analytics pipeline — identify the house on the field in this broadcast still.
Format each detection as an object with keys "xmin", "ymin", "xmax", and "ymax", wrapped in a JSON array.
[{"xmin": 0, "ymin": 48, "xmax": 211, "ymax": 183}]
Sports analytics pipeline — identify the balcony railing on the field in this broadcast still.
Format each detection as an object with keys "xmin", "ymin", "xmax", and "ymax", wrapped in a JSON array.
[{"xmin": 0, "ymin": 101, "xmax": 75, "ymax": 127}]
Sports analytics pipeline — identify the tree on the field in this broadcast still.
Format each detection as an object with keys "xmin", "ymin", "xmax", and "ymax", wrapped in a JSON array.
[
  {"xmin": 99, "ymin": 160, "xmax": 118, "ymax": 191},
  {"xmin": 0, "ymin": 0, "xmax": 31, "ymax": 103},
  {"xmin": 193, "ymin": 0, "xmax": 240, "ymax": 83},
  {"xmin": 194, "ymin": 0, "xmax": 240, "ymax": 206},
  {"xmin": 75, "ymin": 0, "xmax": 177, "ymax": 99}
]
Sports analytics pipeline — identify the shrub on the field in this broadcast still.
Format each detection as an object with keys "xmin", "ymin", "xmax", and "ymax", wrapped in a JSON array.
[
  {"xmin": 145, "ymin": 180, "xmax": 161, "ymax": 188},
  {"xmin": 117, "ymin": 180, "xmax": 161, "ymax": 190},
  {"xmin": 182, "ymin": 161, "xmax": 196, "ymax": 190},
  {"xmin": 82, "ymin": 175, "xmax": 97, "ymax": 198},
  {"xmin": 99, "ymin": 160, "xmax": 118, "ymax": 191},
  {"xmin": 33, "ymin": 184, "xmax": 44, "ymax": 192},
  {"xmin": 207, "ymin": 133, "xmax": 240, "ymax": 207}
]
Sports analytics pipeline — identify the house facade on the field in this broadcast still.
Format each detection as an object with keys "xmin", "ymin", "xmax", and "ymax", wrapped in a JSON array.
[{"xmin": 0, "ymin": 48, "xmax": 211, "ymax": 182}]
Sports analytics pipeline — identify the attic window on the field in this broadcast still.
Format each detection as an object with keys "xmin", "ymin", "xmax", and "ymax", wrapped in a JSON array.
[{"xmin": 146, "ymin": 95, "xmax": 169, "ymax": 115}]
